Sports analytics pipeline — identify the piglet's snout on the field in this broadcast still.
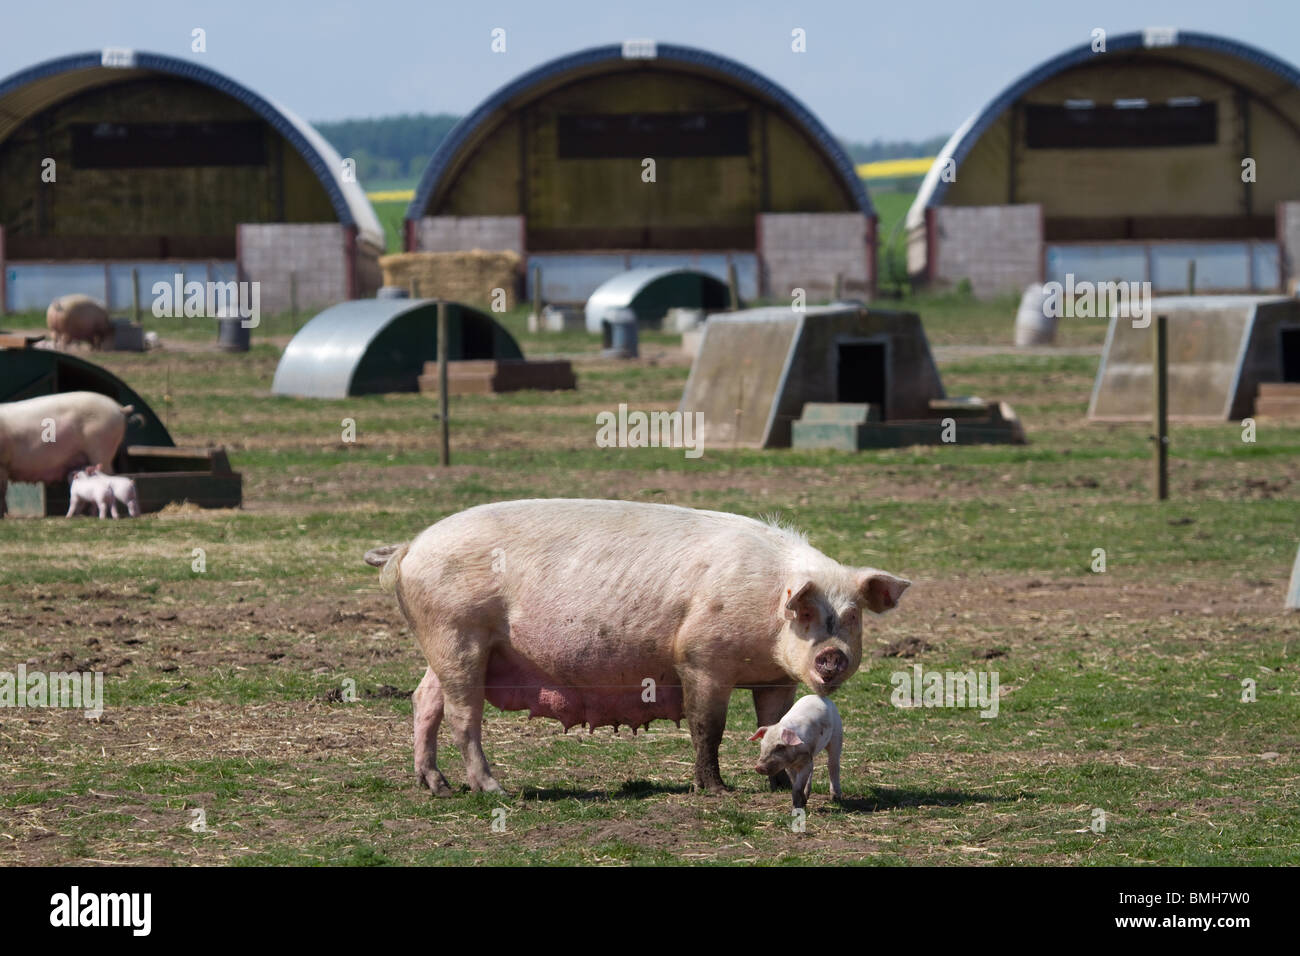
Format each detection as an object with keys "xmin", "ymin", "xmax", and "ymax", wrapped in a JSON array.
[{"xmin": 814, "ymin": 648, "xmax": 850, "ymax": 684}]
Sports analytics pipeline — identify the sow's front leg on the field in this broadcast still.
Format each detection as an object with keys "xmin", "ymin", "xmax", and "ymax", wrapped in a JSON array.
[
  {"xmin": 679, "ymin": 666, "xmax": 733, "ymax": 794},
  {"xmin": 752, "ymin": 684, "xmax": 796, "ymax": 791}
]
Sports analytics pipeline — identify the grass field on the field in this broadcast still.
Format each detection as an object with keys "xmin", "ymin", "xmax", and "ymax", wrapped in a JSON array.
[{"xmin": 1, "ymin": 300, "xmax": 1297, "ymax": 866}]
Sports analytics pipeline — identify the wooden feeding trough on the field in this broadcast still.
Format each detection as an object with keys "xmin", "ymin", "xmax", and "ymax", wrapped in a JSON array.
[
  {"xmin": 1254, "ymin": 383, "xmax": 1300, "ymax": 419},
  {"xmin": 420, "ymin": 359, "xmax": 577, "ymax": 396},
  {"xmin": 5, "ymin": 446, "xmax": 242, "ymax": 517}
]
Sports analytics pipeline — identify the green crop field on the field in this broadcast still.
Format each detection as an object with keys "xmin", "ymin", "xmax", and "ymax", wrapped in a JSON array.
[{"xmin": 0, "ymin": 299, "xmax": 1296, "ymax": 866}]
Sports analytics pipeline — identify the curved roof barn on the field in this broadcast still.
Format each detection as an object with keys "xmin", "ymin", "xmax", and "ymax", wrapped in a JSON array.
[
  {"xmin": 906, "ymin": 30, "xmax": 1300, "ymax": 297},
  {"xmin": 0, "ymin": 47, "xmax": 382, "ymax": 261},
  {"xmin": 406, "ymin": 43, "xmax": 875, "ymax": 300}
]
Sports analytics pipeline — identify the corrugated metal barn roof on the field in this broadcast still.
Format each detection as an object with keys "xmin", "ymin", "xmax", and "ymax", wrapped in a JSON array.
[{"xmin": 0, "ymin": 49, "xmax": 383, "ymax": 249}]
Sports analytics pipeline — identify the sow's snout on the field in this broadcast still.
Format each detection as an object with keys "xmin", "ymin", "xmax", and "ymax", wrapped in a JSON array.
[{"xmin": 813, "ymin": 647, "xmax": 850, "ymax": 686}]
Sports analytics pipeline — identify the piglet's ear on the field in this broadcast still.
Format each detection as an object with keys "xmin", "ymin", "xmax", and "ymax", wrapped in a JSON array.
[
  {"xmin": 780, "ymin": 728, "xmax": 803, "ymax": 747},
  {"xmin": 858, "ymin": 570, "xmax": 911, "ymax": 614},
  {"xmin": 748, "ymin": 727, "xmax": 768, "ymax": 742},
  {"xmin": 784, "ymin": 581, "xmax": 817, "ymax": 622}
]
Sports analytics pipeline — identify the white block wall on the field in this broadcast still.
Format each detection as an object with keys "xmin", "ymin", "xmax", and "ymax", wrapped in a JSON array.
[
  {"xmin": 932, "ymin": 204, "xmax": 1042, "ymax": 299},
  {"xmin": 415, "ymin": 215, "xmax": 524, "ymax": 253},
  {"xmin": 238, "ymin": 223, "xmax": 350, "ymax": 313},
  {"xmin": 758, "ymin": 212, "xmax": 872, "ymax": 300}
]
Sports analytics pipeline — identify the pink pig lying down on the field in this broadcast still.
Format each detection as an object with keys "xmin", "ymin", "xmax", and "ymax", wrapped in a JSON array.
[
  {"xmin": 365, "ymin": 498, "xmax": 909, "ymax": 796},
  {"xmin": 751, "ymin": 694, "xmax": 843, "ymax": 809}
]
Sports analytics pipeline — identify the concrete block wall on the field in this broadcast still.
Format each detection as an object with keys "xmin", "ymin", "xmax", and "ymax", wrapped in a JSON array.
[
  {"xmin": 931, "ymin": 204, "xmax": 1042, "ymax": 299},
  {"xmin": 237, "ymin": 223, "xmax": 349, "ymax": 313},
  {"xmin": 414, "ymin": 215, "xmax": 524, "ymax": 253},
  {"xmin": 1279, "ymin": 201, "xmax": 1300, "ymax": 291},
  {"xmin": 758, "ymin": 212, "xmax": 872, "ymax": 300}
]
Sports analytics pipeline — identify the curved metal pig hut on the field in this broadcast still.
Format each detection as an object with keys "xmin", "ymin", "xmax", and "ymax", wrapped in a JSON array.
[{"xmin": 272, "ymin": 298, "xmax": 574, "ymax": 397}]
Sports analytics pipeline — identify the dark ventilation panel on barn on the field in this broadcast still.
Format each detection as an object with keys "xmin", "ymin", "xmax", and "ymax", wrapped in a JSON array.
[
  {"xmin": 71, "ymin": 121, "xmax": 267, "ymax": 168},
  {"xmin": 557, "ymin": 111, "xmax": 750, "ymax": 158},
  {"xmin": 1024, "ymin": 100, "xmax": 1218, "ymax": 149}
]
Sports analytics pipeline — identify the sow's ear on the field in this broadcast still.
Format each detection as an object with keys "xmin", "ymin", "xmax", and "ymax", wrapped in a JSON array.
[
  {"xmin": 779, "ymin": 728, "xmax": 803, "ymax": 747},
  {"xmin": 858, "ymin": 570, "xmax": 911, "ymax": 614},
  {"xmin": 748, "ymin": 727, "xmax": 768, "ymax": 742},
  {"xmin": 784, "ymin": 581, "xmax": 818, "ymax": 624}
]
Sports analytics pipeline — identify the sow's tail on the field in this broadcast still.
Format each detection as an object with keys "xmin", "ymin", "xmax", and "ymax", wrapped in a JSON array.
[
  {"xmin": 364, "ymin": 543, "xmax": 410, "ymax": 593},
  {"xmin": 119, "ymin": 404, "xmax": 145, "ymax": 427}
]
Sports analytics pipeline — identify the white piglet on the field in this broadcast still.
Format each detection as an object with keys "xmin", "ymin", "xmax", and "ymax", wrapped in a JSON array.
[
  {"xmin": 750, "ymin": 694, "xmax": 843, "ymax": 808},
  {"xmin": 66, "ymin": 466, "xmax": 139, "ymax": 518},
  {"xmin": 67, "ymin": 468, "xmax": 112, "ymax": 518},
  {"xmin": 99, "ymin": 469, "xmax": 140, "ymax": 518}
]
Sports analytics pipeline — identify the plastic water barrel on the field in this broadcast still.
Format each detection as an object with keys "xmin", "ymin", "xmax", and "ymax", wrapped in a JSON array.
[
  {"xmin": 217, "ymin": 316, "xmax": 250, "ymax": 352},
  {"xmin": 1014, "ymin": 284, "xmax": 1056, "ymax": 346},
  {"xmin": 601, "ymin": 308, "xmax": 639, "ymax": 358}
]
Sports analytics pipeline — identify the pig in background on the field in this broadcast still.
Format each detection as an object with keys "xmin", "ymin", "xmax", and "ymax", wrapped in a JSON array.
[
  {"xmin": 751, "ymin": 694, "xmax": 843, "ymax": 809},
  {"xmin": 67, "ymin": 465, "xmax": 140, "ymax": 519},
  {"xmin": 0, "ymin": 391, "xmax": 134, "ymax": 517},
  {"xmin": 365, "ymin": 498, "xmax": 909, "ymax": 796},
  {"xmin": 46, "ymin": 294, "xmax": 112, "ymax": 350}
]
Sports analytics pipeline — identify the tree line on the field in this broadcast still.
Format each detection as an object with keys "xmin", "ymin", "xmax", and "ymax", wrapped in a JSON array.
[{"xmin": 314, "ymin": 113, "xmax": 949, "ymax": 186}]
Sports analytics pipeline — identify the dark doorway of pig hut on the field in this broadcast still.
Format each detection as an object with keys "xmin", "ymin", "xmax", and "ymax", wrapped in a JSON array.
[
  {"xmin": 1281, "ymin": 328, "xmax": 1300, "ymax": 382},
  {"xmin": 836, "ymin": 342, "xmax": 887, "ymax": 416}
]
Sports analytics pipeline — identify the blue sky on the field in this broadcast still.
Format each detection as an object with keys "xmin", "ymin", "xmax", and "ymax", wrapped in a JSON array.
[{"xmin": 3, "ymin": 0, "xmax": 1295, "ymax": 142}]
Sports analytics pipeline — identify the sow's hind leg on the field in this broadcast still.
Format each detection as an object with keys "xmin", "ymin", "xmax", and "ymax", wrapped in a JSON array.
[
  {"xmin": 752, "ymin": 684, "xmax": 796, "ymax": 792},
  {"xmin": 434, "ymin": 634, "xmax": 504, "ymax": 794},
  {"xmin": 413, "ymin": 667, "xmax": 452, "ymax": 795}
]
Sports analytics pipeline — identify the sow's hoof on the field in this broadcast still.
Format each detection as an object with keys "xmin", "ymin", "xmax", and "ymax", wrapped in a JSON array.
[
  {"xmin": 418, "ymin": 769, "xmax": 454, "ymax": 796},
  {"xmin": 693, "ymin": 778, "xmax": 731, "ymax": 795}
]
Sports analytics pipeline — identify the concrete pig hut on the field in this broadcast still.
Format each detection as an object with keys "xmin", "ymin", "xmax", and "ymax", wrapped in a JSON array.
[
  {"xmin": 1089, "ymin": 295, "xmax": 1300, "ymax": 421},
  {"xmin": 679, "ymin": 304, "xmax": 1025, "ymax": 449}
]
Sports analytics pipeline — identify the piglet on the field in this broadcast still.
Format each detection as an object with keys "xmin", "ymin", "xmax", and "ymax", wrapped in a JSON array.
[
  {"xmin": 750, "ymin": 694, "xmax": 843, "ymax": 809},
  {"xmin": 67, "ymin": 466, "xmax": 139, "ymax": 518},
  {"xmin": 67, "ymin": 468, "xmax": 114, "ymax": 519},
  {"xmin": 96, "ymin": 467, "xmax": 140, "ymax": 518}
]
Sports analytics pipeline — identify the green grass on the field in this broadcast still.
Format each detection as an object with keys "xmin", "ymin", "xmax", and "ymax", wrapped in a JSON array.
[
  {"xmin": 1, "ymin": 307, "xmax": 1296, "ymax": 866},
  {"xmin": 372, "ymin": 199, "xmax": 406, "ymax": 254}
]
